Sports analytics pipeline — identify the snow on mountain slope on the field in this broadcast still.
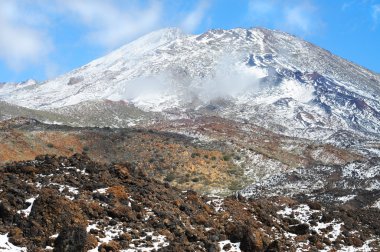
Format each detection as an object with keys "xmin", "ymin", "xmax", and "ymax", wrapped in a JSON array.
[
  {"xmin": 1, "ymin": 27, "xmax": 380, "ymax": 139},
  {"xmin": 0, "ymin": 79, "xmax": 37, "ymax": 98},
  {"xmin": 239, "ymin": 157, "xmax": 380, "ymax": 209}
]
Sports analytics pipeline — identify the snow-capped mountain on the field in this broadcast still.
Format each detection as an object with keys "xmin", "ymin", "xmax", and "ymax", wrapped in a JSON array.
[{"xmin": 1, "ymin": 27, "xmax": 380, "ymax": 139}]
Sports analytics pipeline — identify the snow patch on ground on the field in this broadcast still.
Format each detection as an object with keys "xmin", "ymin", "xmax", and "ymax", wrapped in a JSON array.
[
  {"xmin": 277, "ymin": 204, "xmax": 379, "ymax": 251},
  {"xmin": 337, "ymin": 195, "xmax": 356, "ymax": 203},
  {"xmin": 218, "ymin": 240, "xmax": 241, "ymax": 251},
  {"xmin": 206, "ymin": 197, "xmax": 224, "ymax": 212},
  {"xmin": 278, "ymin": 205, "xmax": 343, "ymax": 242},
  {"xmin": 123, "ymin": 232, "xmax": 169, "ymax": 252},
  {"xmin": 342, "ymin": 163, "xmax": 380, "ymax": 179},
  {"xmin": 17, "ymin": 196, "xmax": 37, "ymax": 217},
  {"xmin": 0, "ymin": 233, "xmax": 27, "ymax": 251},
  {"xmin": 371, "ymin": 199, "xmax": 380, "ymax": 209},
  {"xmin": 93, "ymin": 188, "xmax": 109, "ymax": 194}
]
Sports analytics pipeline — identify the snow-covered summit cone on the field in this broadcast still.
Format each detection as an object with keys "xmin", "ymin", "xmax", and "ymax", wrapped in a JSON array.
[
  {"xmin": 4, "ymin": 27, "xmax": 378, "ymax": 108},
  {"xmin": 1, "ymin": 27, "xmax": 380, "ymax": 138}
]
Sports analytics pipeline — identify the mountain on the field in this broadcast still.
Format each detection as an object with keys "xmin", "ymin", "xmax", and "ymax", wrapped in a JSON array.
[
  {"xmin": 1, "ymin": 27, "xmax": 380, "ymax": 251},
  {"xmin": 1, "ymin": 27, "xmax": 380, "ymax": 141}
]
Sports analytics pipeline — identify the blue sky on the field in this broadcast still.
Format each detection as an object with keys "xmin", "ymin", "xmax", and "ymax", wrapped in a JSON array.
[{"xmin": 0, "ymin": 0, "xmax": 379, "ymax": 82}]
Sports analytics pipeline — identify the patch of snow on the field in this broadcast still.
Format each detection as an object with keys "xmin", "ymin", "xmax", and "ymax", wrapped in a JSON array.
[
  {"xmin": 277, "ymin": 206, "xmax": 293, "ymax": 216},
  {"xmin": 371, "ymin": 199, "xmax": 380, "ymax": 209},
  {"xmin": 0, "ymin": 233, "xmax": 27, "ymax": 251},
  {"xmin": 49, "ymin": 183, "xmax": 79, "ymax": 195},
  {"xmin": 337, "ymin": 195, "xmax": 356, "ymax": 203},
  {"xmin": 41, "ymin": 120, "xmax": 64, "ymax": 125},
  {"xmin": 50, "ymin": 233, "xmax": 59, "ymax": 239},
  {"xmin": 94, "ymin": 188, "xmax": 109, "ymax": 194},
  {"xmin": 123, "ymin": 232, "xmax": 169, "ymax": 252},
  {"xmin": 88, "ymin": 221, "xmax": 125, "ymax": 244},
  {"xmin": 17, "ymin": 196, "xmax": 37, "ymax": 217},
  {"xmin": 277, "ymin": 204, "xmax": 345, "ymax": 244},
  {"xmin": 218, "ymin": 240, "xmax": 241, "ymax": 252},
  {"xmin": 86, "ymin": 223, "xmax": 98, "ymax": 232},
  {"xmin": 206, "ymin": 197, "xmax": 224, "ymax": 212},
  {"xmin": 342, "ymin": 163, "xmax": 380, "ymax": 179},
  {"xmin": 367, "ymin": 148, "xmax": 380, "ymax": 157}
]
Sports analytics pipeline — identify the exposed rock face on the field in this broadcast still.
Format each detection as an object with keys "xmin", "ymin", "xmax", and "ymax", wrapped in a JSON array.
[
  {"xmin": 25, "ymin": 188, "xmax": 87, "ymax": 247},
  {"xmin": 0, "ymin": 154, "xmax": 379, "ymax": 251}
]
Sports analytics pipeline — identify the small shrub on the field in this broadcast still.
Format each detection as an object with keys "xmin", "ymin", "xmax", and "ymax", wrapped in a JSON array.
[
  {"xmin": 83, "ymin": 146, "xmax": 90, "ymax": 152},
  {"xmin": 228, "ymin": 181, "xmax": 243, "ymax": 191},
  {"xmin": 164, "ymin": 173, "xmax": 176, "ymax": 182},
  {"xmin": 47, "ymin": 143, "xmax": 54, "ymax": 148},
  {"xmin": 227, "ymin": 168, "xmax": 238, "ymax": 175},
  {"xmin": 223, "ymin": 155, "xmax": 231, "ymax": 161},
  {"xmin": 191, "ymin": 177, "xmax": 200, "ymax": 182},
  {"xmin": 178, "ymin": 176, "xmax": 190, "ymax": 184}
]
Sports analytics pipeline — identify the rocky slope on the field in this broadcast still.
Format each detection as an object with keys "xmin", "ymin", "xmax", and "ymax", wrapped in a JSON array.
[
  {"xmin": 0, "ymin": 118, "xmax": 365, "ymax": 196},
  {"xmin": 240, "ymin": 157, "xmax": 380, "ymax": 208},
  {"xmin": 1, "ymin": 154, "xmax": 379, "ymax": 251},
  {"xmin": 0, "ymin": 101, "xmax": 71, "ymax": 123}
]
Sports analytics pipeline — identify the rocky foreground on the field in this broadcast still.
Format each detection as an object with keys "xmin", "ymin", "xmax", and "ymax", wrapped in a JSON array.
[{"xmin": 0, "ymin": 154, "xmax": 379, "ymax": 251}]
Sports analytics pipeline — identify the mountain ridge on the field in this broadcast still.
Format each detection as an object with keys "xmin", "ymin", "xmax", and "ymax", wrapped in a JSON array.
[
  {"xmin": 2, "ymin": 27, "xmax": 379, "ymax": 109},
  {"xmin": 1, "ymin": 26, "xmax": 380, "ymax": 142}
]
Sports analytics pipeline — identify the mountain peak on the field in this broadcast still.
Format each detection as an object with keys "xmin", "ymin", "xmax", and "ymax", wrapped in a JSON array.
[
  {"xmin": 2, "ymin": 27, "xmax": 380, "ymax": 140},
  {"xmin": 119, "ymin": 27, "xmax": 187, "ymax": 51}
]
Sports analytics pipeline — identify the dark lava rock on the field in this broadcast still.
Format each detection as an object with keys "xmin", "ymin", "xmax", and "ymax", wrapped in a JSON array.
[
  {"xmin": 307, "ymin": 202, "xmax": 322, "ymax": 211},
  {"xmin": 0, "ymin": 202, "xmax": 14, "ymax": 224},
  {"xmin": 266, "ymin": 240, "xmax": 282, "ymax": 252},
  {"xmin": 223, "ymin": 243, "xmax": 232, "ymax": 250},
  {"xmin": 0, "ymin": 153, "xmax": 379, "ymax": 251},
  {"xmin": 288, "ymin": 223, "xmax": 310, "ymax": 235},
  {"xmin": 23, "ymin": 188, "xmax": 88, "ymax": 247},
  {"xmin": 54, "ymin": 226, "xmax": 88, "ymax": 252},
  {"xmin": 28, "ymin": 188, "xmax": 87, "ymax": 235},
  {"xmin": 240, "ymin": 227, "xmax": 265, "ymax": 252}
]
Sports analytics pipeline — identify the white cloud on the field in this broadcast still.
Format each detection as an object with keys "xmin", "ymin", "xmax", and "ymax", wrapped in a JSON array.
[
  {"xmin": 249, "ymin": 0, "xmax": 276, "ymax": 17},
  {"xmin": 372, "ymin": 4, "xmax": 380, "ymax": 28},
  {"xmin": 283, "ymin": 3, "xmax": 316, "ymax": 34},
  {"xmin": 0, "ymin": 0, "xmax": 212, "ymax": 80},
  {"xmin": 180, "ymin": 0, "xmax": 211, "ymax": 32},
  {"xmin": 0, "ymin": 0, "xmax": 52, "ymax": 71},
  {"xmin": 248, "ymin": 0, "xmax": 320, "ymax": 35},
  {"xmin": 58, "ymin": 0, "xmax": 162, "ymax": 49}
]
